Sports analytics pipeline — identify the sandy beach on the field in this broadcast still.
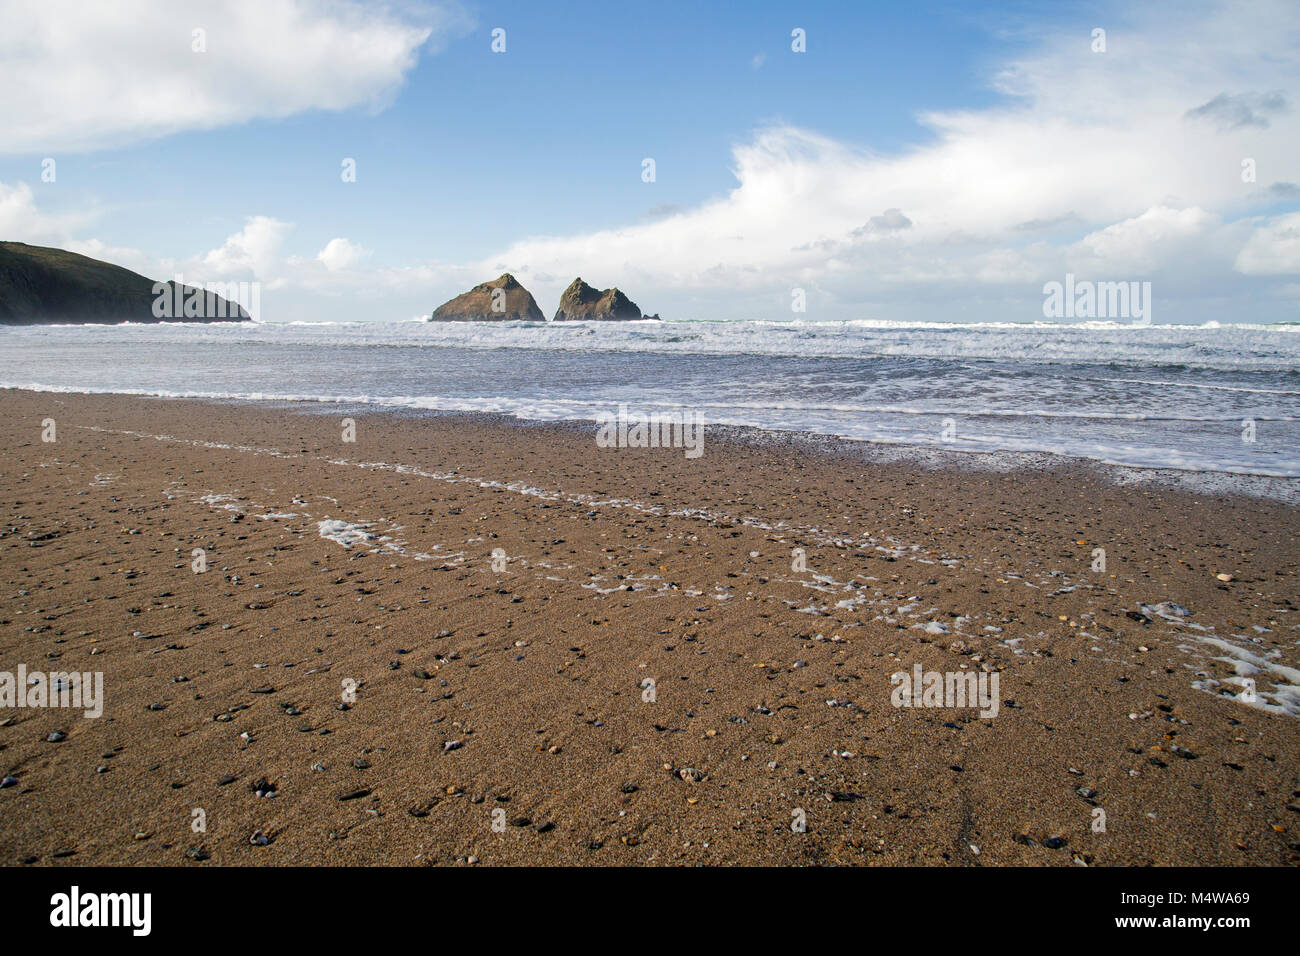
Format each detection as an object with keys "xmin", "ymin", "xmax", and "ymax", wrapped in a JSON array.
[{"xmin": 1, "ymin": 388, "xmax": 1297, "ymax": 866}]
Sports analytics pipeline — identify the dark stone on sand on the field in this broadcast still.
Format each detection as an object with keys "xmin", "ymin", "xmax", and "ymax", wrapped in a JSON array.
[{"xmin": 337, "ymin": 788, "xmax": 371, "ymax": 801}]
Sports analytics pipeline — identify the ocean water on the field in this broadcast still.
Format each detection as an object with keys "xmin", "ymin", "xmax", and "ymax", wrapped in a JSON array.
[{"xmin": 3, "ymin": 318, "xmax": 1299, "ymax": 479}]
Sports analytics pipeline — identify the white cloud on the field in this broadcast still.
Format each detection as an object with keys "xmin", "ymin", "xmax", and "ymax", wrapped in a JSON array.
[
  {"xmin": 1070, "ymin": 206, "xmax": 1221, "ymax": 273},
  {"xmin": 0, "ymin": 0, "xmax": 474, "ymax": 154},
  {"xmin": 316, "ymin": 237, "xmax": 367, "ymax": 271},
  {"xmin": 466, "ymin": 1, "xmax": 1300, "ymax": 320},
  {"xmin": 1235, "ymin": 212, "xmax": 1300, "ymax": 275},
  {"xmin": 853, "ymin": 208, "xmax": 913, "ymax": 237},
  {"xmin": 1185, "ymin": 91, "xmax": 1290, "ymax": 131},
  {"xmin": 62, "ymin": 238, "xmax": 161, "ymax": 278},
  {"xmin": 0, "ymin": 183, "xmax": 458, "ymax": 322},
  {"xmin": 0, "ymin": 180, "xmax": 103, "ymax": 246},
  {"xmin": 5, "ymin": 0, "xmax": 1299, "ymax": 323},
  {"xmin": 202, "ymin": 216, "xmax": 292, "ymax": 276}
]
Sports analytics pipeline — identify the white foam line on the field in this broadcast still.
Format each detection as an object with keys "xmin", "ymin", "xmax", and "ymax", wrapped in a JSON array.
[
  {"xmin": 1185, "ymin": 635, "xmax": 1300, "ymax": 717},
  {"xmin": 317, "ymin": 519, "xmax": 377, "ymax": 549},
  {"xmin": 74, "ymin": 423, "xmax": 957, "ymax": 571},
  {"xmin": 72, "ymin": 423, "xmax": 1300, "ymax": 718}
]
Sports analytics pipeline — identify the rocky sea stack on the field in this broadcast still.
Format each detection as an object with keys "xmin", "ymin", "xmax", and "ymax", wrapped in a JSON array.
[
  {"xmin": 429, "ymin": 273, "xmax": 544, "ymax": 322},
  {"xmin": 0, "ymin": 241, "xmax": 251, "ymax": 325},
  {"xmin": 552, "ymin": 278, "xmax": 645, "ymax": 321}
]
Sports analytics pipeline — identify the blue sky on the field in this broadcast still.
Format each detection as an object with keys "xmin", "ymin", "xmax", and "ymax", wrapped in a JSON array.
[
  {"xmin": 2, "ymin": 0, "xmax": 1298, "ymax": 323},
  {"xmin": 4, "ymin": 1, "xmax": 1030, "ymax": 261}
]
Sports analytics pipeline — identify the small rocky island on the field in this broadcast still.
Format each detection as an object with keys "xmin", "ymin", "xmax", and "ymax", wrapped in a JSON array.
[
  {"xmin": 429, "ymin": 273, "xmax": 545, "ymax": 322},
  {"xmin": 430, "ymin": 274, "xmax": 659, "ymax": 322},
  {"xmin": 552, "ymin": 277, "xmax": 645, "ymax": 321},
  {"xmin": 0, "ymin": 241, "xmax": 251, "ymax": 324}
]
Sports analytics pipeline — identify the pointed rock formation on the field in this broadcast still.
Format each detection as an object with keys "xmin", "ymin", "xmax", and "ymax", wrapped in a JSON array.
[
  {"xmin": 0, "ymin": 241, "xmax": 251, "ymax": 324},
  {"xmin": 429, "ymin": 273, "xmax": 544, "ymax": 322},
  {"xmin": 552, "ymin": 278, "xmax": 644, "ymax": 321}
]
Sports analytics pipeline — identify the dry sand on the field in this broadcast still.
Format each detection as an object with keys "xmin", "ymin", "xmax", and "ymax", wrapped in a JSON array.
[{"xmin": 1, "ymin": 389, "xmax": 1297, "ymax": 866}]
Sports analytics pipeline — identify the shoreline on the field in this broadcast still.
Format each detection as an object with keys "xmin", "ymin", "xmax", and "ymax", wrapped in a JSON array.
[
  {"xmin": 1, "ymin": 388, "xmax": 1297, "ymax": 866},
  {"xmin": 6, "ymin": 385, "xmax": 1299, "ymax": 504}
]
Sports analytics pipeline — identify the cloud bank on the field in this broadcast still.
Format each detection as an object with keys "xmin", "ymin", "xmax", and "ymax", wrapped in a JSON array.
[
  {"xmin": 0, "ymin": 0, "xmax": 473, "ymax": 154},
  {"xmin": 2, "ymin": 0, "xmax": 1298, "ymax": 323},
  {"xmin": 466, "ymin": 1, "xmax": 1300, "ymax": 320}
]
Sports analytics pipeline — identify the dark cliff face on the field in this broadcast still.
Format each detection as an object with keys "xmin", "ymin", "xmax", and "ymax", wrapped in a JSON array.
[
  {"xmin": 0, "ymin": 241, "xmax": 251, "ymax": 325},
  {"xmin": 552, "ymin": 278, "xmax": 643, "ymax": 321},
  {"xmin": 429, "ymin": 273, "xmax": 545, "ymax": 322}
]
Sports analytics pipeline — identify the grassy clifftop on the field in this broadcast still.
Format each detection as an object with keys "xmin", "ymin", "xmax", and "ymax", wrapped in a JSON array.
[{"xmin": 0, "ymin": 241, "xmax": 250, "ymax": 324}]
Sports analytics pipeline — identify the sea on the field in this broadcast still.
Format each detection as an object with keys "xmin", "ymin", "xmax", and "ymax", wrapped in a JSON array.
[{"xmin": 3, "ymin": 317, "xmax": 1298, "ymax": 484}]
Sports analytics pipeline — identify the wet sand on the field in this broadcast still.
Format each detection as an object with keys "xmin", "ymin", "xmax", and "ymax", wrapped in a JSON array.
[{"xmin": 1, "ymin": 388, "xmax": 1297, "ymax": 866}]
